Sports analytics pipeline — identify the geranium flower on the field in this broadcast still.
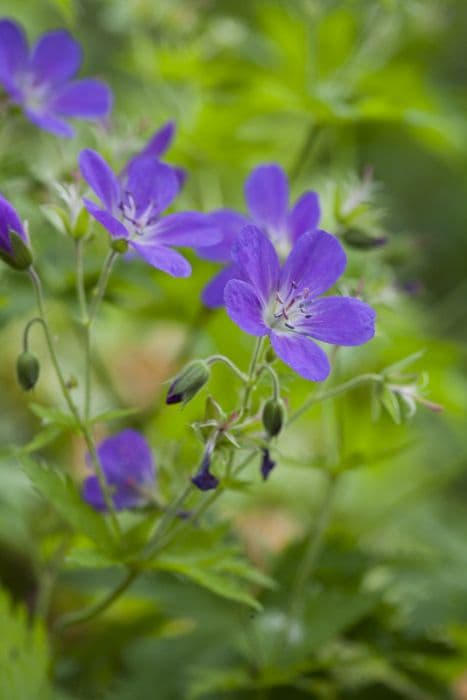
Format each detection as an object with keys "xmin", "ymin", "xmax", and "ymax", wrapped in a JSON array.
[
  {"xmin": 82, "ymin": 430, "xmax": 155, "ymax": 511},
  {"xmin": 79, "ymin": 149, "xmax": 219, "ymax": 276},
  {"xmin": 225, "ymin": 225, "xmax": 376, "ymax": 381},
  {"xmin": 0, "ymin": 193, "xmax": 32, "ymax": 269},
  {"xmin": 0, "ymin": 18, "xmax": 112, "ymax": 137},
  {"xmin": 198, "ymin": 164, "xmax": 320, "ymax": 307},
  {"xmin": 122, "ymin": 120, "xmax": 186, "ymax": 187}
]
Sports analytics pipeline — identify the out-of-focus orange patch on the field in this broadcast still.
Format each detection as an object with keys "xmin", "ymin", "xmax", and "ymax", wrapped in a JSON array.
[
  {"xmin": 454, "ymin": 674, "xmax": 467, "ymax": 700},
  {"xmin": 234, "ymin": 508, "xmax": 303, "ymax": 567}
]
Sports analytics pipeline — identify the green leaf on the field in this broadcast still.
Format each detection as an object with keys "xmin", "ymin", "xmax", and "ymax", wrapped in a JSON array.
[
  {"xmin": 22, "ymin": 458, "xmax": 116, "ymax": 555},
  {"xmin": 0, "ymin": 588, "xmax": 52, "ymax": 700},
  {"xmin": 380, "ymin": 385, "xmax": 402, "ymax": 424},
  {"xmin": 90, "ymin": 407, "xmax": 140, "ymax": 424},
  {"xmin": 29, "ymin": 403, "xmax": 78, "ymax": 430}
]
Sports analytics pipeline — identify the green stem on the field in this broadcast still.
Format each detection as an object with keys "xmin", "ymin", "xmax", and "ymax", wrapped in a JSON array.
[
  {"xmin": 206, "ymin": 354, "xmax": 249, "ymax": 383},
  {"xmin": 257, "ymin": 364, "xmax": 280, "ymax": 400},
  {"xmin": 74, "ymin": 238, "xmax": 88, "ymax": 323},
  {"xmin": 84, "ymin": 250, "xmax": 118, "ymax": 421},
  {"xmin": 287, "ymin": 373, "xmax": 382, "ymax": 426},
  {"xmin": 22, "ymin": 317, "xmax": 47, "ymax": 353},
  {"xmin": 28, "ymin": 267, "xmax": 121, "ymax": 536},
  {"xmin": 240, "ymin": 337, "xmax": 265, "ymax": 417}
]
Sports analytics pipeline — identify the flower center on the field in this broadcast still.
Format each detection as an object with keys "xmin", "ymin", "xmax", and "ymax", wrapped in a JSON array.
[
  {"xmin": 266, "ymin": 281, "xmax": 311, "ymax": 331},
  {"xmin": 18, "ymin": 73, "xmax": 49, "ymax": 112},
  {"xmin": 119, "ymin": 192, "xmax": 158, "ymax": 238}
]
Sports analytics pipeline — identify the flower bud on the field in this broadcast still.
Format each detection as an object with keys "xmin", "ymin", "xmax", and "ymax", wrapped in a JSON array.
[
  {"xmin": 342, "ymin": 228, "xmax": 387, "ymax": 250},
  {"xmin": 111, "ymin": 238, "xmax": 129, "ymax": 254},
  {"xmin": 192, "ymin": 452, "xmax": 219, "ymax": 491},
  {"xmin": 260, "ymin": 448, "xmax": 276, "ymax": 481},
  {"xmin": 262, "ymin": 398, "xmax": 286, "ymax": 438},
  {"xmin": 0, "ymin": 231, "xmax": 33, "ymax": 271},
  {"xmin": 16, "ymin": 351, "xmax": 40, "ymax": 391},
  {"xmin": 166, "ymin": 360, "xmax": 210, "ymax": 406}
]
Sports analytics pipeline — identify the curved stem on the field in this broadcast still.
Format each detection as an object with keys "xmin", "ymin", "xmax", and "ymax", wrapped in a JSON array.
[
  {"xmin": 22, "ymin": 317, "xmax": 47, "ymax": 353},
  {"xmin": 257, "ymin": 363, "xmax": 280, "ymax": 400},
  {"xmin": 206, "ymin": 354, "xmax": 249, "ymax": 383},
  {"xmin": 287, "ymin": 373, "xmax": 382, "ymax": 426},
  {"xmin": 28, "ymin": 267, "xmax": 121, "ymax": 536}
]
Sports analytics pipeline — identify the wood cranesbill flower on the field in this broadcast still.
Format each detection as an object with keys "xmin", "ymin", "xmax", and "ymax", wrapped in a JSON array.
[
  {"xmin": 0, "ymin": 193, "xmax": 32, "ymax": 270},
  {"xmin": 79, "ymin": 149, "xmax": 219, "ymax": 276},
  {"xmin": 224, "ymin": 226, "xmax": 376, "ymax": 382},
  {"xmin": 197, "ymin": 164, "xmax": 320, "ymax": 307},
  {"xmin": 0, "ymin": 18, "xmax": 112, "ymax": 137},
  {"xmin": 82, "ymin": 430, "xmax": 155, "ymax": 512},
  {"xmin": 122, "ymin": 120, "xmax": 186, "ymax": 188}
]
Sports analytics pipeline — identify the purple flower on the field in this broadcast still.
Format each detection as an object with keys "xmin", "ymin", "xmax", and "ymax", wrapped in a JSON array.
[
  {"xmin": 224, "ymin": 226, "xmax": 376, "ymax": 382},
  {"xmin": 79, "ymin": 149, "xmax": 219, "ymax": 276},
  {"xmin": 191, "ymin": 451, "xmax": 219, "ymax": 492},
  {"xmin": 123, "ymin": 120, "xmax": 186, "ymax": 188},
  {"xmin": 0, "ymin": 18, "xmax": 112, "ymax": 137},
  {"xmin": 198, "ymin": 164, "xmax": 321, "ymax": 307},
  {"xmin": 260, "ymin": 448, "xmax": 276, "ymax": 481},
  {"xmin": 82, "ymin": 429, "xmax": 155, "ymax": 512},
  {"xmin": 0, "ymin": 193, "xmax": 32, "ymax": 269}
]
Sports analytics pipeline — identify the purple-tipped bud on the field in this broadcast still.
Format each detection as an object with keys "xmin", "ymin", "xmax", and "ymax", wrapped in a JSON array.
[
  {"xmin": 0, "ymin": 195, "xmax": 32, "ymax": 271},
  {"xmin": 166, "ymin": 360, "xmax": 210, "ymax": 406},
  {"xmin": 342, "ymin": 228, "xmax": 387, "ymax": 250},
  {"xmin": 261, "ymin": 448, "xmax": 276, "ymax": 481},
  {"xmin": 191, "ymin": 453, "xmax": 219, "ymax": 492}
]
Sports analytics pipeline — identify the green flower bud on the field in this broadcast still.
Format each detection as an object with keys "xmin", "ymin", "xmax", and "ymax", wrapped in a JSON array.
[
  {"xmin": 0, "ymin": 231, "xmax": 33, "ymax": 271},
  {"xmin": 166, "ymin": 360, "xmax": 210, "ymax": 405},
  {"xmin": 262, "ymin": 398, "xmax": 286, "ymax": 437},
  {"xmin": 16, "ymin": 351, "xmax": 40, "ymax": 391},
  {"xmin": 111, "ymin": 238, "xmax": 129, "ymax": 254}
]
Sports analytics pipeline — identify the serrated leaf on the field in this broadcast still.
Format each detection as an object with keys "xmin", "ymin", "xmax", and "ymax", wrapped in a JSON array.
[
  {"xmin": 0, "ymin": 588, "xmax": 52, "ymax": 700},
  {"xmin": 22, "ymin": 458, "xmax": 116, "ymax": 555},
  {"xmin": 90, "ymin": 407, "xmax": 140, "ymax": 424},
  {"xmin": 29, "ymin": 403, "xmax": 78, "ymax": 430},
  {"xmin": 380, "ymin": 385, "xmax": 402, "ymax": 424}
]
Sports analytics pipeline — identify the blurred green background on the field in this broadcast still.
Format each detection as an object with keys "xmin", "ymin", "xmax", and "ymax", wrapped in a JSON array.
[{"xmin": 0, "ymin": 1, "xmax": 467, "ymax": 698}]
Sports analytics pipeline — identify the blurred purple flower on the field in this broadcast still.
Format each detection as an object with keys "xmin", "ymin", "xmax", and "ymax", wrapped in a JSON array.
[
  {"xmin": 0, "ymin": 18, "xmax": 112, "ymax": 137},
  {"xmin": 225, "ymin": 226, "xmax": 376, "ymax": 381},
  {"xmin": 82, "ymin": 429, "xmax": 155, "ymax": 512},
  {"xmin": 260, "ymin": 448, "xmax": 276, "ymax": 480},
  {"xmin": 79, "ymin": 149, "xmax": 219, "ymax": 276},
  {"xmin": 198, "ymin": 164, "xmax": 321, "ymax": 307}
]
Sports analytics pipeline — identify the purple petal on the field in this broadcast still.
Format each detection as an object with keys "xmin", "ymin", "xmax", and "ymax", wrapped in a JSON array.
[
  {"xmin": 224, "ymin": 279, "xmax": 267, "ymax": 336},
  {"xmin": 30, "ymin": 29, "xmax": 81, "ymax": 86},
  {"xmin": 135, "ymin": 121, "xmax": 176, "ymax": 161},
  {"xmin": 270, "ymin": 332, "xmax": 330, "ymax": 382},
  {"xmin": 83, "ymin": 198, "xmax": 129, "ymax": 239},
  {"xmin": 196, "ymin": 209, "xmax": 249, "ymax": 264},
  {"xmin": 202, "ymin": 264, "xmax": 243, "ymax": 309},
  {"xmin": 280, "ymin": 230, "xmax": 346, "ymax": 300},
  {"xmin": 79, "ymin": 149, "xmax": 121, "ymax": 211},
  {"xmin": 95, "ymin": 429, "xmax": 155, "ymax": 484},
  {"xmin": 245, "ymin": 164, "xmax": 289, "ymax": 237},
  {"xmin": 298, "ymin": 296, "xmax": 376, "ymax": 346},
  {"xmin": 130, "ymin": 241, "xmax": 192, "ymax": 277},
  {"xmin": 81, "ymin": 475, "xmax": 144, "ymax": 512},
  {"xmin": 0, "ymin": 19, "xmax": 28, "ymax": 95},
  {"xmin": 288, "ymin": 191, "xmax": 320, "ymax": 244},
  {"xmin": 126, "ymin": 157, "xmax": 179, "ymax": 217},
  {"xmin": 232, "ymin": 225, "xmax": 280, "ymax": 305},
  {"xmin": 24, "ymin": 108, "xmax": 74, "ymax": 137},
  {"xmin": 0, "ymin": 193, "xmax": 26, "ymax": 253},
  {"xmin": 50, "ymin": 79, "xmax": 112, "ymax": 118},
  {"xmin": 152, "ymin": 212, "xmax": 220, "ymax": 248},
  {"xmin": 261, "ymin": 448, "xmax": 276, "ymax": 480}
]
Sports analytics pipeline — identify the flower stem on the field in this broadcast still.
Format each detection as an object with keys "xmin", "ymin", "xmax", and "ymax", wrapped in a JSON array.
[
  {"xmin": 22, "ymin": 317, "xmax": 47, "ymax": 352},
  {"xmin": 28, "ymin": 267, "xmax": 121, "ymax": 536},
  {"xmin": 240, "ymin": 337, "xmax": 265, "ymax": 417},
  {"xmin": 206, "ymin": 354, "xmax": 249, "ymax": 382},
  {"xmin": 287, "ymin": 373, "xmax": 382, "ymax": 426}
]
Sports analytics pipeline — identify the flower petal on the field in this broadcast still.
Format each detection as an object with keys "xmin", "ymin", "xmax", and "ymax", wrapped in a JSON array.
[
  {"xmin": 0, "ymin": 19, "xmax": 28, "ymax": 95},
  {"xmin": 0, "ymin": 192, "xmax": 26, "ymax": 252},
  {"xmin": 288, "ymin": 191, "xmax": 320, "ymax": 244},
  {"xmin": 280, "ymin": 230, "xmax": 346, "ymax": 299},
  {"xmin": 83, "ymin": 198, "xmax": 128, "ymax": 238},
  {"xmin": 224, "ymin": 279, "xmax": 267, "ymax": 336},
  {"xmin": 96, "ymin": 429, "xmax": 155, "ymax": 484},
  {"xmin": 245, "ymin": 163, "xmax": 289, "ymax": 236},
  {"xmin": 135, "ymin": 121, "xmax": 175, "ymax": 161},
  {"xmin": 130, "ymin": 241, "xmax": 192, "ymax": 277},
  {"xmin": 24, "ymin": 108, "xmax": 74, "ymax": 137},
  {"xmin": 298, "ymin": 296, "xmax": 376, "ymax": 346},
  {"xmin": 81, "ymin": 475, "xmax": 143, "ymax": 512},
  {"xmin": 270, "ymin": 331, "xmax": 330, "ymax": 382},
  {"xmin": 202, "ymin": 264, "xmax": 243, "ymax": 308},
  {"xmin": 152, "ymin": 212, "xmax": 220, "ymax": 248},
  {"xmin": 232, "ymin": 225, "xmax": 280, "ymax": 305},
  {"xmin": 197, "ymin": 209, "xmax": 249, "ymax": 263},
  {"xmin": 50, "ymin": 78, "xmax": 112, "ymax": 118},
  {"xmin": 80, "ymin": 149, "xmax": 121, "ymax": 211},
  {"xmin": 126, "ymin": 157, "xmax": 179, "ymax": 217},
  {"xmin": 30, "ymin": 29, "xmax": 81, "ymax": 85}
]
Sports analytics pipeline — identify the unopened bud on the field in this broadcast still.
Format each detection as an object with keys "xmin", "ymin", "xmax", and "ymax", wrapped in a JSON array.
[
  {"xmin": 342, "ymin": 228, "xmax": 387, "ymax": 250},
  {"xmin": 262, "ymin": 398, "xmax": 286, "ymax": 437},
  {"xmin": 16, "ymin": 351, "xmax": 40, "ymax": 391},
  {"xmin": 260, "ymin": 448, "xmax": 276, "ymax": 481},
  {"xmin": 166, "ymin": 360, "xmax": 210, "ymax": 406},
  {"xmin": 0, "ymin": 231, "xmax": 33, "ymax": 271},
  {"xmin": 111, "ymin": 238, "xmax": 129, "ymax": 254}
]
